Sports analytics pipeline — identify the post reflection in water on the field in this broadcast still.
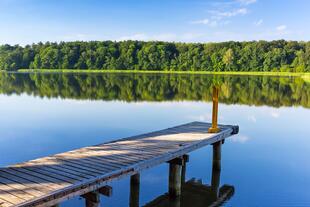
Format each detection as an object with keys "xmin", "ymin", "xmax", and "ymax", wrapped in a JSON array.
[
  {"xmin": 141, "ymin": 153, "xmax": 234, "ymax": 207},
  {"xmin": 125, "ymin": 149, "xmax": 234, "ymax": 207}
]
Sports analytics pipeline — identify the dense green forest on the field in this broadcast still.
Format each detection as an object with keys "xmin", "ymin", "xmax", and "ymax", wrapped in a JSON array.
[
  {"xmin": 1, "ymin": 40, "xmax": 310, "ymax": 72},
  {"xmin": 0, "ymin": 73, "xmax": 308, "ymax": 108}
]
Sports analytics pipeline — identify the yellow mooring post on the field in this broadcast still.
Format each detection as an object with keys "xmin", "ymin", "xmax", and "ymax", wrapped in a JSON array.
[{"xmin": 208, "ymin": 86, "xmax": 221, "ymax": 133}]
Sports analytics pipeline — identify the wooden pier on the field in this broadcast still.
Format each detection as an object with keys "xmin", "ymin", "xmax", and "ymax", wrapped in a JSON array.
[{"xmin": 0, "ymin": 122, "xmax": 238, "ymax": 207}]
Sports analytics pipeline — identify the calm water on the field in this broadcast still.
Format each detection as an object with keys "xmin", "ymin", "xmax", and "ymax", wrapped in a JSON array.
[{"xmin": 0, "ymin": 73, "xmax": 309, "ymax": 206}]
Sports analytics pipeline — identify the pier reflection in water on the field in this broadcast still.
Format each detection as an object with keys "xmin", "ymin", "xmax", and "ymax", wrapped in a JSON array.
[
  {"xmin": 125, "ymin": 143, "xmax": 235, "ymax": 207},
  {"xmin": 141, "ymin": 153, "xmax": 234, "ymax": 207},
  {"xmin": 83, "ymin": 151, "xmax": 234, "ymax": 207}
]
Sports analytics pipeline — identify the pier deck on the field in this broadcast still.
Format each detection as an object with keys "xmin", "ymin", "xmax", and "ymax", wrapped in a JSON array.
[{"xmin": 0, "ymin": 121, "xmax": 238, "ymax": 207}]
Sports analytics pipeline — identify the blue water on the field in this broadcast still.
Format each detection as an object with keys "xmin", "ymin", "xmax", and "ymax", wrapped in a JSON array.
[{"xmin": 0, "ymin": 74, "xmax": 309, "ymax": 206}]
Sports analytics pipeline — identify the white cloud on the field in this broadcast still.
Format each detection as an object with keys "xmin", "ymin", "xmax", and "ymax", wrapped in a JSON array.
[
  {"xmin": 211, "ymin": 0, "xmax": 257, "ymax": 7},
  {"xmin": 254, "ymin": 19, "xmax": 263, "ymax": 26},
  {"xmin": 190, "ymin": 18, "xmax": 218, "ymax": 27},
  {"xmin": 274, "ymin": 25, "xmax": 290, "ymax": 36},
  {"xmin": 191, "ymin": 0, "xmax": 254, "ymax": 28},
  {"xmin": 232, "ymin": 135, "xmax": 250, "ymax": 143},
  {"xmin": 155, "ymin": 33, "xmax": 177, "ymax": 41},
  {"xmin": 190, "ymin": 113, "xmax": 212, "ymax": 122},
  {"xmin": 118, "ymin": 33, "xmax": 177, "ymax": 42},
  {"xmin": 236, "ymin": 0, "xmax": 257, "ymax": 5},
  {"xmin": 188, "ymin": 113, "xmax": 225, "ymax": 122},
  {"xmin": 118, "ymin": 32, "xmax": 208, "ymax": 42},
  {"xmin": 210, "ymin": 8, "xmax": 248, "ymax": 19},
  {"xmin": 181, "ymin": 33, "xmax": 204, "ymax": 40},
  {"xmin": 191, "ymin": 18, "xmax": 210, "ymax": 25},
  {"xmin": 270, "ymin": 111, "xmax": 280, "ymax": 118},
  {"xmin": 276, "ymin": 25, "xmax": 287, "ymax": 31},
  {"xmin": 61, "ymin": 33, "xmax": 95, "ymax": 41},
  {"xmin": 247, "ymin": 115, "xmax": 257, "ymax": 123},
  {"xmin": 118, "ymin": 33, "xmax": 149, "ymax": 41}
]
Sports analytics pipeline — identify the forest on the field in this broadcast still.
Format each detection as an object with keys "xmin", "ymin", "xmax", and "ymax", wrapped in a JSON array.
[
  {"xmin": 0, "ymin": 73, "xmax": 308, "ymax": 108},
  {"xmin": 0, "ymin": 40, "xmax": 310, "ymax": 72}
]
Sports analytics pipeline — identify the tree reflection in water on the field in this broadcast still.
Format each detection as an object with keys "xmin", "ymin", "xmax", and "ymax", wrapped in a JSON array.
[{"xmin": 0, "ymin": 72, "xmax": 309, "ymax": 108}]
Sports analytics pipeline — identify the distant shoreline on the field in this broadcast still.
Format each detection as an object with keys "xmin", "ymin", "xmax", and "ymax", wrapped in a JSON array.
[{"xmin": 15, "ymin": 69, "xmax": 310, "ymax": 77}]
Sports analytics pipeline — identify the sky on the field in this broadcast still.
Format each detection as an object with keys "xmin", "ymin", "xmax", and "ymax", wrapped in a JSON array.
[{"xmin": 0, "ymin": 0, "xmax": 310, "ymax": 45}]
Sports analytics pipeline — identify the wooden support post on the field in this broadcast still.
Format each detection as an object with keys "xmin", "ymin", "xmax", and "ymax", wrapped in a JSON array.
[
  {"xmin": 99, "ymin": 185, "xmax": 112, "ymax": 197},
  {"xmin": 212, "ymin": 141, "xmax": 222, "ymax": 171},
  {"xmin": 168, "ymin": 158, "xmax": 182, "ymax": 198},
  {"xmin": 169, "ymin": 196, "xmax": 181, "ymax": 207},
  {"xmin": 82, "ymin": 191, "xmax": 100, "ymax": 207},
  {"xmin": 208, "ymin": 86, "xmax": 221, "ymax": 133},
  {"xmin": 211, "ymin": 158, "xmax": 221, "ymax": 199},
  {"xmin": 181, "ymin": 155, "xmax": 189, "ymax": 184},
  {"xmin": 211, "ymin": 141, "xmax": 222, "ymax": 199},
  {"xmin": 129, "ymin": 173, "xmax": 140, "ymax": 207}
]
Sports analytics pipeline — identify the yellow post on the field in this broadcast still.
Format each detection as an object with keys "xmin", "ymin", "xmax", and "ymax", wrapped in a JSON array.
[{"xmin": 208, "ymin": 86, "xmax": 220, "ymax": 133}]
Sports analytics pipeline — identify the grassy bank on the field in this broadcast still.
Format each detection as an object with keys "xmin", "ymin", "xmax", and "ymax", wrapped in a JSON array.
[{"xmin": 16, "ymin": 69, "xmax": 310, "ymax": 77}]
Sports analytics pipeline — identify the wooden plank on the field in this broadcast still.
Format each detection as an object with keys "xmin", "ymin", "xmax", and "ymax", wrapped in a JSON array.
[
  {"xmin": 70, "ymin": 152, "xmax": 129, "ymax": 169},
  {"xmin": 59, "ymin": 154, "xmax": 118, "ymax": 172},
  {"xmin": 69, "ymin": 151, "xmax": 127, "ymax": 169},
  {"xmin": 53, "ymin": 156, "xmax": 113, "ymax": 173},
  {"xmin": 25, "ymin": 166, "xmax": 86, "ymax": 182},
  {"xmin": 8, "ymin": 168, "xmax": 70, "ymax": 188},
  {"xmin": 79, "ymin": 155, "xmax": 128, "ymax": 171},
  {"xmin": 0, "ymin": 181, "xmax": 35, "ymax": 201},
  {"xmin": 14, "ymin": 155, "xmax": 104, "ymax": 176},
  {"xmin": 13, "ymin": 167, "xmax": 78, "ymax": 184},
  {"xmin": 0, "ymin": 171, "xmax": 54, "ymax": 194},
  {"xmin": 101, "ymin": 144, "xmax": 178, "ymax": 154},
  {"xmin": 109, "ymin": 144, "xmax": 182, "ymax": 154},
  {"xmin": 50, "ymin": 157, "xmax": 106, "ymax": 174},
  {"xmin": 0, "ymin": 188, "xmax": 26, "ymax": 205},
  {"xmin": 0, "ymin": 197, "xmax": 12, "ymax": 207},
  {"xmin": 0, "ymin": 176, "xmax": 44, "ymax": 198},
  {"xmin": 33, "ymin": 157, "xmax": 102, "ymax": 176},
  {"xmin": 92, "ymin": 155, "xmax": 136, "ymax": 166},
  {"xmin": 95, "ymin": 153, "xmax": 146, "ymax": 164},
  {"xmin": 71, "ymin": 156, "xmax": 117, "ymax": 170},
  {"xmin": 26, "ymin": 160, "xmax": 96, "ymax": 180},
  {"xmin": 75, "ymin": 149, "xmax": 142, "ymax": 165},
  {"xmin": 0, "ymin": 169, "xmax": 61, "ymax": 191},
  {"xmin": 88, "ymin": 145, "xmax": 165, "ymax": 159}
]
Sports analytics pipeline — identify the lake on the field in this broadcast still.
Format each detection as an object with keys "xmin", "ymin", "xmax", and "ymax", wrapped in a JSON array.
[{"xmin": 0, "ymin": 72, "xmax": 309, "ymax": 206}]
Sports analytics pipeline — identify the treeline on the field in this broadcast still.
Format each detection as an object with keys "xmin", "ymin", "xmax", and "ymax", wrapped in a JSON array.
[
  {"xmin": 1, "ymin": 40, "xmax": 310, "ymax": 72},
  {"xmin": 0, "ymin": 73, "xmax": 309, "ymax": 108}
]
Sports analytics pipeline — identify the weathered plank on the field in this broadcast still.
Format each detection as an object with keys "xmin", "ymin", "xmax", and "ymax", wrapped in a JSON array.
[
  {"xmin": 0, "ymin": 169, "xmax": 61, "ymax": 191},
  {"xmin": 0, "ymin": 171, "xmax": 54, "ymax": 194},
  {"xmin": 0, "ymin": 176, "xmax": 44, "ymax": 197},
  {"xmin": 0, "ymin": 197, "xmax": 12, "ymax": 207},
  {"xmin": 0, "ymin": 188, "xmax": 26, "ymax": 205},
  {"xmin": 7, "ymin": 168, "xmax": 70, "ymax": 188}
]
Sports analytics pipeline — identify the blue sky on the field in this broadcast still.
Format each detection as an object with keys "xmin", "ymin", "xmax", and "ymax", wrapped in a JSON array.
[{"xmin": 0, "ymin": 0, "xmax": 310, "ymax": 45}]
